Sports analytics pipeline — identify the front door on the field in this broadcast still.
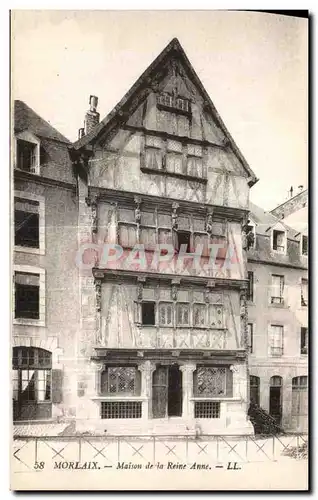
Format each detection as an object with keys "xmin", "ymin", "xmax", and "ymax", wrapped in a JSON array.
[
  {"xmin": 152, "ymin": 365, "xmax": 182, "ymax": 418},
  {"xmin": 269, "ymin": 386, "xmax": 282, "ymax": 425}
]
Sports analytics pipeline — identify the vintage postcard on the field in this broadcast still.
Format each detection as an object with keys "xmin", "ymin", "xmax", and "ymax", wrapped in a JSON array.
[{"xmin": 10, "ymin": 10, "xmax": 308, "ymax": 491}]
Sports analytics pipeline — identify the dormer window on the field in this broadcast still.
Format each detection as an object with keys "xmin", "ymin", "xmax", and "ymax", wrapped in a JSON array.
[
  {"xmin": 245, "ymin": 220, "xmax": 256, "ymax": 250},
  {"xmin": 15, "ymin": 131, "xmax": 40, "ymax": 175},
  {"xmin": 301, "ymin": 235, "xmax": 308, "ymax": 256},
  {"xmin": 157, "ymin": 93, "xmax": 191, "ymax": 115},
  {"xmin": 17, "ymin": 139, "xmax": 37, "ymax": 173},
  {"xmin": 272, "ymin": 229, "xmax": 286, "ymax": 253}
]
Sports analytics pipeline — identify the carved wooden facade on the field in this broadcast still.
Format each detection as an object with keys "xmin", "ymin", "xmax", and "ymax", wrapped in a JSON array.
[{"xmin": 71, "ymin": 38, "xmax": 257, "ymax": 434}]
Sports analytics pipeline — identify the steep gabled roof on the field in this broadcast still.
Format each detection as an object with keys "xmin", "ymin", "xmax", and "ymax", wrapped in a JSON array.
[
  {"xmin": 14, "ymin": 100, "xmax": 71, "ymax": 144},
  {"xmin": 72, "ymin": 38, "xmax": 258, "ymax": 186}
]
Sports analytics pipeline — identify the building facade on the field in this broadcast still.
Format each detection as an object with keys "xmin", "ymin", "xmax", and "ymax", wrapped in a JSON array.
[
  {"xmin": 69, "ymin": 38, "xmax": 257, "ymax": 435},
  {"xmin": 12, "ymin": 100, "xmax": 79, "ymax": 423},
  {"xmin": 246, "ymin": 198, "xmax": 308, "ymax": 432}
]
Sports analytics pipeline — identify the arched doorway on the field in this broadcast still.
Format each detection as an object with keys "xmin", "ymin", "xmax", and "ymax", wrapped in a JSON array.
[
  {"xmin": 250, "ymin": 375, "xmax": 260, "ymax": 405},
  {"xmin": 269, "ymin": 376, "xmax": 283, "ymax": 425}
]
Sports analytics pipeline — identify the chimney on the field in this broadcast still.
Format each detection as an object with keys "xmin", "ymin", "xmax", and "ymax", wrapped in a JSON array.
[
  {"xmin": 78, "ymin": 127, "xmax": 85, "ymax": 140},
  {"xmin": 289, "ymin": 186, "xmax": 294, "ymax": 198},
  {"xmin": 84, "ymin": 95, "xmax": 100, "ymax": 135},
  {"xmin": 298, "ymin": 185, "xmax": 304, "ymax": 193}
]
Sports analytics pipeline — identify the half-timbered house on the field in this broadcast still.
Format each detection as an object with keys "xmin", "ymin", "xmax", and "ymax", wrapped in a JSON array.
[{"xmin": 70, "ymin": 38, "xmax": 258, "ymax": 435}]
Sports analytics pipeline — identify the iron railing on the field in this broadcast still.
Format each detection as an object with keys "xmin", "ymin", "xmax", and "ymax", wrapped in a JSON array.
[{"xmin": 12, "ymin": 433, "xmax": 308, "ymax": 473}]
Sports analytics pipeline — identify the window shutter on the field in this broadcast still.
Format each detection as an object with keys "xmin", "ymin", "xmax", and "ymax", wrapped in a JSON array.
[{"xmin": 51, "ymin": 369, "xmax": 63, "ymax": 404}]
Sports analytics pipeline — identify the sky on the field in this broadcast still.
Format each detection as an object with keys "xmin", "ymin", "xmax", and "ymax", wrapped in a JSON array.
[{"xmin": 11, "ymin": 10, "xmax": 308, "ymax": 211}]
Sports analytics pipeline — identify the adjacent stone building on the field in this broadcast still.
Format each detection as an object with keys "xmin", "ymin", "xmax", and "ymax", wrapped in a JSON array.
[
  {"xmin": 12, "ymin": 100, "xmax": 79, "ymax": 422},
  {"xmin": 246, "ymin": 197, "xmax": 308, "ymax": 432}
]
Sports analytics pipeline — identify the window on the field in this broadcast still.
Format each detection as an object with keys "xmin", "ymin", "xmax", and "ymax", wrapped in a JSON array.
[
  {"xmin": 301, "ymin": 235, "xmax": 308, "ymax": 256},
  {"xmin": 194, "ymin": 401, "xmax": 220, "ymax": 418},
  {"xmin": 14, "ymin": 266, "xmax": 45, "ymax": 326},
  {"xmin": 272, "ymin": 230, "xmax": 286, "ymax": 253},
  {"xmin": 177, "ymin": 231, "xmax": 191, "ymax": 253},
  {"xmin": 101, "ymin": 401, "xmax": 142, "ymax": 419},
  {"xmin": 157, "ymin": 93, "xmax": 190, "ymax": 114},
  {"xmin": 245, "ymin": 222, "xmax": 256, "ymax": 250},
  {"xmin": 100, "ymin": 366, "xmax": 141, "ymax": 395},
  {"xmin": 176, "ymin": 97, "xmax": 190, "ymax": 113},
  {"xmin": 14, "ymin": 192, "xmax": 45, "ymax": 254},
  {"xmin": 301, "ymin": 279, "xmax": 308, "ymax": 306},
  {"xmin": 193, "ymin": 303, "xmax": 206, "ymax": 327},
  {"xmin": 247, "ymin": 271, "xmax": 254, "ymax": 302},
  {"xmin": 16, "ymin": 139, "xmax": 38, "ymax": 173},
  {"xmin": 157, "ymin": 94, "xmax": 173, "ymax": 108},
  {"xmin": 270, "ymin": 325, "xmax": 284, "ymax": 356},
  {"xmin": 300, "ymin": 327, "xmax": 308, "ymax": 355},
  {"xmin": 141, "ymin": 302, "xmax": 155, "ymax": 325},
  {"xmin": 270, "ymin": 376, "xmax": 282, "ymax": 387},
  {"xmin": 248, "ymin": 323, "xmax": 253, "ymax": 353},
  {"xmin": 118, "ymin": 223, "xmax": 137, "ymax": 248},
  {"xmin": 271, "ymin": 275, "xmax": 284, "ymax": 304},
  {"xmin": 292, "ymin": 376, "xmax": 308, "ymax": 421},
  {"xmin": 144, "ymin": 147, "xmax": 162, "ymax": 171},
  {"xmin": 14, "ymin": 272, "xmax": 40, "ymax": 319},
  {"xmin": 194, "ymin": 366, "xmax": 232, "ymax": 397},
  {"xmin": 159, "ymin": 302, "xmax": 173, "ymax": 326},
  {"xmin": 12, "ymin": 347, "xmax": 52, "ymax": 421},
  {"xmin": 15, "ymin": 198, "xmax": 39, "ymax": 248},
  {"xmin": 177, "ymin": 303, "xmax": 190, "ymax": 326},
  {"xmin": 166, "ymin": 152, "xmax": 183, "ymax": 175},
  {"xmin": 187, "ymin": 156, "xmax": 203, "ymax": 177}
]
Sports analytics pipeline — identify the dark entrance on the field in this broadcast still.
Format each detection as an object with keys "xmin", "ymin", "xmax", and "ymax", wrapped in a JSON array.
[
  {"xmin": 168, "ymin": 365, "xmax": 182, "ymax": 416},
  {"xmin": 152, "ymin": 365, "xmax": 182, "ymax": 418},
  {"xmin": 269, "ymin": 376, "xmax": 282, "ymax": 425},
  {"xmin": 250, "ymin": 375, "xmax": 260, "ymax": 406}
]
